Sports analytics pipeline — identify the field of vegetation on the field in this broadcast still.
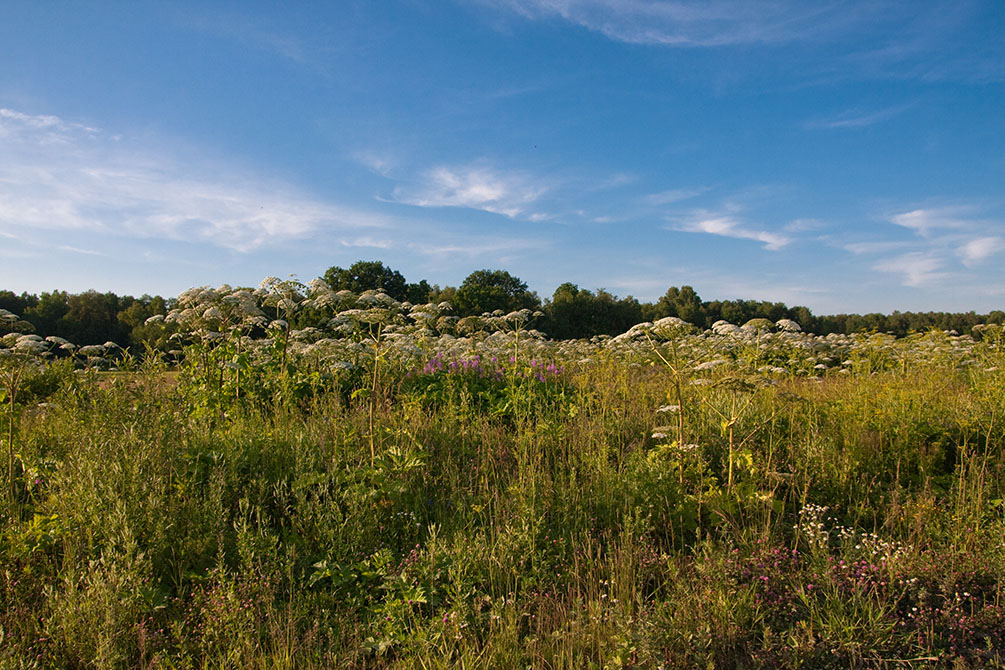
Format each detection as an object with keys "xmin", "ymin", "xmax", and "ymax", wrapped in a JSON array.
[{"xmin": 3, "ymin": 279, "xmax": 1005, "ymax": 668}]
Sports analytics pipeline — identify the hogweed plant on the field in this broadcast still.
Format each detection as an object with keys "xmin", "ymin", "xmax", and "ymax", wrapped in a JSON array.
[
  {"xmin": 1, "ymin": 349, "xmax": 28, "ymax": 507},
  {"xmin": 333, "ymin": 290, "xmax": 406, "ymax": 464},
  {"xmin": 698, "ymin": 374, "xmax": 775, "ymax": 496},
  {"xmin": 257, "ymin": 275, "xmax": 307, "ymax": 371},
  {"xmin": 643, "ymin": 317, "xmax": 695, "ymax": 448}
]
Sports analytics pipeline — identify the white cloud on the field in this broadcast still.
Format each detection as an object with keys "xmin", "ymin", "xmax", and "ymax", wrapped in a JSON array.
[
  {"xmin": 339, "ymin": 236, "xmax": 394, "ymax": 249},
  {"xmin": 886, "ymin": 207, "xmax": 972, "ymax": 236},
  {"xmin": 0, "ymin": 107, "xmax": 98, "ymax": 144},
  {"xmin": 842, "ymin": 240, "xmax": 915, "ymax": 255},
  {"xmin": 873, "ymin": 252, "xmax": 946, "ymax": 287},
  {"xmin": 483, "ymin": 2, "xmax": 1004, "ymax": 85},
  {"xmin": 784, "ymin": 218, "xmax": 825, "ymax": 233},
  {"xmin": 803, "ymin": 104, "xmax": 911, "ymax": 129},
  {"xmin": 675, "ymin": 213, "xmax": 791, "ymax": 250},
  {"xmin": 57, "ymin": 245, "xmax": 105, "ymax": 256},
  {"xmin": 485, "ymin": 0, "xmax": 894, "ymax": 48},
  {"xmin": 644, "ymin": 187, "xmax": 706, "ymax": 205},
  {"xmin": 392, "ymin": 164, "xmax": 548, "ymax": 218},
  {"xmin": 0, "ymin": 108, "xmax": 390, "ymax": 253},
  {"xmin": 406, "ymin": 235, "xmax": 545, "ymax": 259},
  {"xmin": 958, "ymin": 236, "xmax": 1005, "ymax": 267},
  {"xmin": 841, "ymin": 204, "xmax": 1005, "ymax": 284},
  {"xmin": 353, "ymin": 150, "xmax": 398, "ymax": 176}
]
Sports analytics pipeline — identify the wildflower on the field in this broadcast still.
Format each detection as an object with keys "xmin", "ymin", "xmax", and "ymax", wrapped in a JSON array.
[
  {"xmin": 743, "ymin": 318, "xmax": 774, "ymax": 332},
  {"xmin": 712, "ymin": 321, "xmax": 743, "ymax": 336},
  {"xmin": 14, "ymin": 340, "xmax": 47, "ymax": 354}
]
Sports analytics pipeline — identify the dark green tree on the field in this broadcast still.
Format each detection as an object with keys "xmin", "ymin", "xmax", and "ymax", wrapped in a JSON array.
[
  {"xmin": 791, "ymin": 306, "xmax": 815, "ymax": 331},
  {"xmin": 0, "ymin": 291, "xmax": 38, "ymax": 317},
  {"xmin": 544, "ymin": 283, "xmax": 642, "ymax": 339},
  {"xmin": 322, "ymin": 261, "xmax": 409, "ymax": 301},
  {"xmin": 405, "ymin": 279, "xmax": 432, "ymax": 305},
  {"xmin": 25, "ymin": 291, "xmax": 70, "ymax": 336},
  {"xmin": 427, "ymin": 285, "xmax": 457, "ymax": 305},
  {"xmin": 652, "ymin": 286, "xmax": 705, "ymax": 326},
  {"xmin": 117, "ymin": 294, "xmax": 170, "ymax": 348},
  {"xmin": 63, "ymin": 290, "xmax": 129, "ymax": 345},
  {"xmin": 719, "ymin": 301, "xmax": 747, "ymax": 324},
  {"xmin": 453, "ymin": 269, "xmax": 539, "ymax": 316}
]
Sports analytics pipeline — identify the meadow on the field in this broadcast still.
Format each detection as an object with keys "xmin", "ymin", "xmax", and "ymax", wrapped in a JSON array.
[{"xmin": 2, "ymin": 283, "xmax": 1005, "ymax": 668}]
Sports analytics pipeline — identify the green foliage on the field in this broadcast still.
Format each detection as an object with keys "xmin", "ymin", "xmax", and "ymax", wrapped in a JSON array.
[
  {"xmin": 402, "ymin": 354, "xmax": 574, "ymax": 423},
  {"xmin": 322, "ymin": 260, "xmax": 428, "ymax": 303},
  {"xmin": 453, "ymin": 269, "xmax": 540, "ymax": 317},
  {"xmin": 544, "ymin": 283, "xmax": 642, "ymax": 339},
  {"xmin": 3, "ymin": 307, "xmax": 1005, "ymax": 668}
]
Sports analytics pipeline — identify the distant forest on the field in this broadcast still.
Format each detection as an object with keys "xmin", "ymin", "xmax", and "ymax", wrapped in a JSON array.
[{"xmin": 3, "ymin": 261, "xmax": 1003, "ymax": 347}]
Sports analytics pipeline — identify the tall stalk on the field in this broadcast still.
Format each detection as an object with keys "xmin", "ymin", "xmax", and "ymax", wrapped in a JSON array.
[
  {"xmin": 369, "ymin": 324, "xmax": 382, "ymax": 465},
  {"xmin": 646, "ymin": 330, "xmax": 687, "ymax": 447},
  {"xmin": 4, "ymin": 360, "xmax": 24, "ymax": 506}
]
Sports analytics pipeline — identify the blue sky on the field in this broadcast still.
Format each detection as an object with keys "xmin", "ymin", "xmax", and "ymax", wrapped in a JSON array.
[{"xmin": 1, "ymin": 1, "xmax": 1003, "ymax": 314}]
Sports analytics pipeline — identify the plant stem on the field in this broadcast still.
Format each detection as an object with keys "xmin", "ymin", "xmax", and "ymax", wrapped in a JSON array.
[
  {"xmin": 369, "ymin": 323, "xmax": 382, "ymax": 466},
  {"xmin": 6, "ymin": 364, "xmax": 22, "ymax": 506}
]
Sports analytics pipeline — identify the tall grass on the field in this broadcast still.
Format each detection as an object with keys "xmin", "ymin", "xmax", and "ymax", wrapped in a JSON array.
[{"xmin": 2, "ymin": 329, "xmax": 1004, "ymax": 668}]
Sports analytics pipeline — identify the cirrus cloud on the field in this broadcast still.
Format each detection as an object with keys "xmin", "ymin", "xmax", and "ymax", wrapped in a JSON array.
[
  {"xmin": 0, "ymin": 108, "xmax": 390, "ymax": 252},
  {"xmin": 673, "ymin": 211, "xmax": 791, "ymax": 250},
  {"xmin": 391, "ymin": 164, "xmax": 550, "ymax": 219}
]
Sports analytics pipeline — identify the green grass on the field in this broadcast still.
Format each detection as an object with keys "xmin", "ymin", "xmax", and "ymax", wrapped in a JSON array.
[{"xmin": 2, "ymin": 332, "xmax": 1005, "ymax": 668}]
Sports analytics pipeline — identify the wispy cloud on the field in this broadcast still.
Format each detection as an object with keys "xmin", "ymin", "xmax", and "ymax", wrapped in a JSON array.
[
  {"xmin": 644, "ymin": 187, "xmax": 706, "ymax": 205},
  {"xmin": 804, "ymin": 104, "xmax": 911, "ymax": 129},
  {"xmin": 886, "ymin": 206, "xmax": 974, "ymax": 236},
  {"xmin": 958, "ymin": 236, "xmax": 1005, "ymax": 267},
  {"xmin": 482, "ymin": 1, "xmax": 1004, "ymax": 85},
  {"xmin": 784, "ymin": 218, "xmax": 825, "ymax": 233},
  {"xmin": 0, "ymin": 108, "xmax": 390, "ymax": 252},
  {"xmin": 484, "ymin": 0, "xmax": 895, "ymax": 48},
  {"xmin": 176, "ymin": 10, "xmax": 313, "ymax": 64},
  {"xmin": 845, "ymin": 203, "xmax": 1005, "ymax": 286},
  {"xmin": 841, "ymin": 4, "xmax": 1005, "ymax": 84},
  {"xmin": 842, "ymin": 240, "xmax": 915, "ymax": 256},
  {"xmin": 57, "ymin": 245, "xmax": 105, "ymax": 256},
  {"xmin": 873, "ymin": 252, "xmax": 947, "ymax": 287},
  {"xmin": 392, "ymin": 164, "xmax": 549, "ymax": 218},
  {"xmin": 353, "ymin": 150, "xmax": 398, "ymax": 177},
  {"xmin": 0, "ymin": 107, "xmax": 98, "ymax": 143},
  {"xmin": 673, "ymin": 211, "xmax": 791, "ymax": 250},
  {"xmin": 407, "ymin": 235, "xmax": 545, "ymax": 259},
  {"xmin": 338, "ymin": 236, "xmax": 394, "ymax": 249}
]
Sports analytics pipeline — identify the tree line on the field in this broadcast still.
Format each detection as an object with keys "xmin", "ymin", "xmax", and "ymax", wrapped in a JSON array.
[{"xmin": 3, "ymin": 260, "xmax": 1002, "ymax": 347}]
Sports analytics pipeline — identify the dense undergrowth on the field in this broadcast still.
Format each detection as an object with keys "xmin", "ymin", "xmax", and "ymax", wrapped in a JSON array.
[{"xmin": 2, "ymin": 312, "xmax": 1005, "ymax": 668}]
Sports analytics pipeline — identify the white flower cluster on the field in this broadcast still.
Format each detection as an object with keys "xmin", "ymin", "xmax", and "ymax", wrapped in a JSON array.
[{"xmin": 797, "ymin": 502, "xmax": 908, "ymax": 563}]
